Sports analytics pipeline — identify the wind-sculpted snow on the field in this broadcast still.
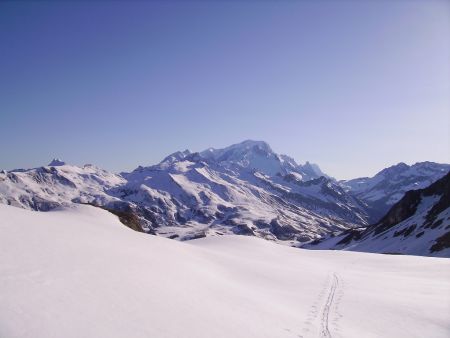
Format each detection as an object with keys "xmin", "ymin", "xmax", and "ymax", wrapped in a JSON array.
[{"xmin": 0, "ymin": 204, "xmax": 449, "ymax": 338}]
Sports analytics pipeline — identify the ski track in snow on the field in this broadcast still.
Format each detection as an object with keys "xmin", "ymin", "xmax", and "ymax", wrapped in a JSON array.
[
  {"xmin": 2, "ymin": 204, "xmax": 450, "ymax": 338},
  {"xmin": 320, "ymin": 273, "xmax": 340, "ymax": 338},
  {"xmin": 300, "ymin": 272, "xmax": 343, "ymax": 338}
]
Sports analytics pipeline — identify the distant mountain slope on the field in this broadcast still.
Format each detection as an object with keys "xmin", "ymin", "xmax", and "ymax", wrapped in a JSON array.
[
  {"xmin": 116, "ymin": 140, "xmax": 367, "ymax": 242},
  {"xmin": 198, "ymin": 140, "xmax": 331, "ymax": 180},
  {"xmin": 0, "ymin": 141, "xmax": 368, "ymax": 245},
  {"xmin": 341, "ymin": 162, "xmax": 450, "ymax": 222},
  {"xmin": 1, "ymin": 141, "xmax": 448, "ymax": 253},
  {"xmin": 310, "ymin": 172, "xmax": 450, "ymax": 257},
  {"xmin": 0, "ymin": 161, "xmax": 125, "ymax": 211}
]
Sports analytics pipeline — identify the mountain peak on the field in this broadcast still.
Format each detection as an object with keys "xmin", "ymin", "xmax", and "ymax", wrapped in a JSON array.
[
  {"xmin": 300, "ymin": 161, "xmax": 330, "ymax": 180},
  {"xmin": 237, "ymin": 139, "xmax": 272, "ymax": 151},
  {"xmin": 48, "ymin": 159, "xmax": 66, "ymax": 167},
  {"xmin": 376, "ymin": 162, "xmax": 409, "ymax": 177},
  {"xmin": 160, "ymin": 149, "xmax": 191, "ymax": 165},
  {"xmin": 198, "ymin": 140, "xmax": 282, "ymax": 175},
  {"xmin": 201, "ymin": 140, "xmax": 273, "ymax": 158}
]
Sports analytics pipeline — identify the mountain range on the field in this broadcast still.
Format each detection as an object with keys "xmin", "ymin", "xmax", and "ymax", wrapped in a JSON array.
[
  {"xmin": 309, "ymin": 171, "xmax": 450, "ymax": 256},
  {"xmin": 0, "ymin": 140, "xmax": 448, "ymax": 256},
  {"xmin": 341, "ymin": 161, "xmax": 450, "ymax": 222}
]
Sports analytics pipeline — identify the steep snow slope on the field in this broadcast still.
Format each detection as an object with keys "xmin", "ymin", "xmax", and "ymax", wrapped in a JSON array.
[
  {"xmin": 0, "ymin": 204, "xmax": 449, "ymax": 338},
  {"xmin": 342, "ymin": 162, "xmax": 450, "ymax": 222},
  {"xmin": 311, "ymin": 172, "xmax": 450, "ymax": 257}
]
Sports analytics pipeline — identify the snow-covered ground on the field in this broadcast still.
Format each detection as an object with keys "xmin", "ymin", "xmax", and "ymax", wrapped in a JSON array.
[{"xmin": 1, "ymin": 204, "xmax": 449, "ymax": 338}]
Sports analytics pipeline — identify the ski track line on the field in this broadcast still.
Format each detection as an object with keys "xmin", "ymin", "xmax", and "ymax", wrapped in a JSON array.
[{"xmin": 320, "ymin": 273, "xmax": 340, "ymax": 338}]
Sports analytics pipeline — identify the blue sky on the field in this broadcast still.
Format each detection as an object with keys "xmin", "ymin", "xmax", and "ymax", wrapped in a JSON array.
[{"xmin": 0, "ymin": 1, "xmax": 449, "ymax": 179}]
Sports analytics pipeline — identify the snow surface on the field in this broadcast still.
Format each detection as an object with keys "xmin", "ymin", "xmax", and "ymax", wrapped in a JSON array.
[{"xmin": 1, "ymin": 204, "xmax": 449, "ymax": 338}]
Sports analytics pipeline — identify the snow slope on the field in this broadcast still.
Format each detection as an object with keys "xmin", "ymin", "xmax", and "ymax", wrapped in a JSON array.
[
  {"xmin": 114, "ymin": 140, "xmax": 367, "ymax": 242},
  {"xmin": 198, "ymin": 140, "xmax": 330, "ymax": 180},
  {"xmin": 310, "ymin": 172, "xmax": 450, "ymax": 257},
  {"xmin": 0, "ymin": 162, "xmax": 125, "ymax": 210},
  {"xmin": 342, "ymin": 162, "xmax": 450, "ymax": 222},
  {"xmin": 117, "ymin": 153, "xmax": 367, "ymax": 243},
  {"xmin": 1, "ymin": 204, "xmax": 449, "ymax": 338}
]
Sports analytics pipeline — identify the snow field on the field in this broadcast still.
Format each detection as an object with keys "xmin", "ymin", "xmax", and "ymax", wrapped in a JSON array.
[{"xmin": 0, "ymin": 204, "xmax": 449, "ymax": 338}]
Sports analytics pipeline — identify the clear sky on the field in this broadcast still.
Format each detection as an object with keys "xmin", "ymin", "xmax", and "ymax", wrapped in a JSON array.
[{"xmin": 0, "ymin": 1, "xmax": 449, "ymax": 179}]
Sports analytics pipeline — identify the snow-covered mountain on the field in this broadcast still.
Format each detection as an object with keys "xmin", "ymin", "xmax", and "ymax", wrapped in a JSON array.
[
  {"xmin": 0, "ymin": 161, "xmax": 125, "ymax": 211},
  {"xmin": 116, "ymin": 141, "xmax": 367, "ymax": 242},
  {"xmin": 309, "ymin": 171, "xmax": 450, "ymax": 257},
  {"xmin": 0, "ymin": 141, "xmax": 367, "ymax": 245},
  {"xmin": 341, "ymin": 161, "xmax": 450, "ymax": 222},
  {"xmin": 0, "ymin": 141, "xmax": 448, "ymax": 253},
  {"xmin": 198, "ymin": 140, "xmax": 330, "ymax": 180}
]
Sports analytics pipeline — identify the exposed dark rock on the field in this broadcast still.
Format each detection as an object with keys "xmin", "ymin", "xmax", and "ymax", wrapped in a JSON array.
[
  {"xmin": 308, "ymin": 172, "xmax": 450, "ymax": 256},
  {"xmin": 430, "ymin": 232, "xmax": 450, "ymax": 253},
  {"xmin": 253, "ymin": 219, "xmax": 271, "ymax": 229},
  {"xmin": 393, "ymin": 224, "xmax": 416, "ymax": 238},
  {"xmin": 233, "ymin": 224, "xmax": 255, "ymax": 236},
  {"xmin": 89, "ymin": 203, "xmax": 155, "ymax": 234},
  {"xmin": 429, "ymin": 219, "xmax": 443, "ymax": 229},
  {"xmin": 372, "ymin": 191, "xmax": 422, "ymax": 235},
  {"xmin": 415, "ymin": 231, "xmax": 424, "ymax": 238},
  {"xmin": 336, "ymin": 228, "xmax": 365, "ymax": 245},
  {"xmin": 270, "ymin": 219, "xmax": 297, "ymax": 240},
  {"xmin": 370, "ymin": 171, "xmax": 450, "ymax": 236},
  {"xmin": 183, "ymin": 231, "xmax": 206, "ymax": 240}
]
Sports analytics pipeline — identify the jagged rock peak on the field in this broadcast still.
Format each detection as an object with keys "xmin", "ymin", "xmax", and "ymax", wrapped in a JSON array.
[{"xmin": 48, "ymin": 159, "xmax": 66, "ymax": 167}]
